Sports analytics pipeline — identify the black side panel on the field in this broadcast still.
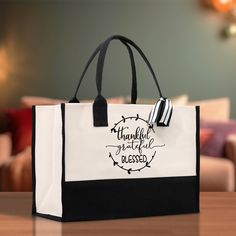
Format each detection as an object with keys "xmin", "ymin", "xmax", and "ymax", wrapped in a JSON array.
[
  {"xmin": 32, "ymin": 106, "xmax": 36, "ymax": 214},
  {"xmin": 61, "ymin": 103, "xmax": 66, "ymax": 219},
  {"xmin": 195, "ymin": 106, "xmax": 200, "ymax": 212},
  {"xmin": 62, "ymin": 176, "xmax": 199, "ymax": 222}
]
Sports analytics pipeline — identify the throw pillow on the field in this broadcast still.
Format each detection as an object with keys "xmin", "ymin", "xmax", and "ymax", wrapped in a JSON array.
[
  {"xmin": 5, "ymin": 108, "xmax": 32, "ymax": 155},
  {"xmin": 200, "ymin": 119, "xmax": 236, "ymax": 157},
  {"xmin": 200, "ymin": 128, "xmax": 213, "ymax": 149}
]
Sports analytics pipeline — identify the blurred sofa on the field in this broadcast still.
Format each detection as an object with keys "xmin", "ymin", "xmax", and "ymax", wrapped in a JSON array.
[
  {"xmin": 0, "ymin": 95, "xmax": 235, "ymax": 191},
  {"xmin": 190, "ymin": 97, "xmax": 235, "ymax": 191}
]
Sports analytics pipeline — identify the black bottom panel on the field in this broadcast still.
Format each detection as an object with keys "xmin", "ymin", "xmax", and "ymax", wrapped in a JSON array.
[
  {"xmin": 33, "ymin": 212, "xmax": 62, "ymax": 222},
  {"xmin": 62, "ymin": 176, "xmax": 199, "ymax": 222}
]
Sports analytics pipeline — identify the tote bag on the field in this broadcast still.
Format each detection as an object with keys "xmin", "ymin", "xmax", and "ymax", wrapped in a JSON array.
[{"xmin": 32, "ymin": 35, "xmax": 200, "ymax": 222}]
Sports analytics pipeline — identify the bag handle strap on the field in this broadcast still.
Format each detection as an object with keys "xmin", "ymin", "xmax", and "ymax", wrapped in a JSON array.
[
  {"xmin": 95, "ymin": 35, "xmax": 163, "ymax": 98},
  {"xmin": 93, "ymin": 35, "xmax": 165, "ymax": 127},
  {"xmin": 69, "ymin": 40, "xmax": 137, "ymax": 104}
]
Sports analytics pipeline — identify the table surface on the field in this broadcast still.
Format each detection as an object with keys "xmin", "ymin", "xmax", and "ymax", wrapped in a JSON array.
[{"xmin": 0, "ymin": 192, "xmax": 236, "ymax": 236}]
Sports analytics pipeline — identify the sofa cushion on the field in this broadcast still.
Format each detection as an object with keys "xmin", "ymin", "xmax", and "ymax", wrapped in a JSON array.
[
  {"xmin": 21, "ymin": 96, "xmax": 66, "ymax": 107},
  {"xmin": 200, "ymin": 155, "xmax": 235, "ymax": 192},
  {"xmin": 20, "ymin": 96, "xmax": 126, "ymax": 107},
  {"xmin": 0, "ymin": 146, "xmax": 31, "ymax": 191},
  {"xmin": 125, "ymin": 94, "xmax": 189, "ymax": 106},
  {"xmin": 189, "ymin": 97, "xmax": 230, "ymax": 121},
  {"xmin": 0, "ymin": 132, "xmax": 12, "ymax": 166}
]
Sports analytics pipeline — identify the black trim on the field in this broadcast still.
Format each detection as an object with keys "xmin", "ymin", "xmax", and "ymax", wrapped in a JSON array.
[
  {"xmin": 195, "ymin": 106, "xmax": 200, "ymax": 212},
  {"xmin": 32, "ymin": 106, "xmax": 36, "ymax": 214},
  {"xmin": 62, "ymin": 176, "xmax": 198, "ymax": 222},
  {"xmin": 33, "ymin": 212, "xmax": 62, "ymax": 222},
  {"xmin": 61, "ymin": 103, "xmax": 66, "ymax": 219}
]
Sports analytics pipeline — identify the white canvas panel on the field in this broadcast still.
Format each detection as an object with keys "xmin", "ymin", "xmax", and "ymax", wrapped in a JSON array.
[
  {"xmin": 35, "ymin": 105, "xmax": 62, "ymax": 217},
  {"xmin": 64, "ymin": 103, "xmax": 197, "ymax": 182}
]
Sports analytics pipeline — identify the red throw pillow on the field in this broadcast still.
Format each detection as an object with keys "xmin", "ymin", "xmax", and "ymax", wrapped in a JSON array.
[
  {"xmin": 5, "ymin": 108, "xmax": 32, "ymax": 155},
  {"xmin": 200, "ymin": 128, "xmax": 213, "ymax": 150}
]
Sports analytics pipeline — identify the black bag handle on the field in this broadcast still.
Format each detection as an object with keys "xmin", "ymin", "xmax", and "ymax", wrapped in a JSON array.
[
  {"xmin": 93, "ymin": 35, "xmax": 164, "ymax": 127},
  {"xmin": 95, "ymin": 35, "xmax": 163, "ymax": 98},
  {"xmin": 69, "ymin": 39, "xmax": 137, "ymax": 104}
]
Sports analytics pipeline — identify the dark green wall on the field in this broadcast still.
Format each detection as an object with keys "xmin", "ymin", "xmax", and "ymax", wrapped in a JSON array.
[{"xmin": 1, "ymin": 0, "xmax": 236, "ymax": 116}]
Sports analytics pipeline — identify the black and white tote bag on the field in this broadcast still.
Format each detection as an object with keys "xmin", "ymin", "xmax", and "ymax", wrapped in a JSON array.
[{"xmin": 32, "ymin": 35, "xmax": 200, "ymax": 222}]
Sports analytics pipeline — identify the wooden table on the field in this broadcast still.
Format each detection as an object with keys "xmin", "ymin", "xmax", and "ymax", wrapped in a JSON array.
[{"xmin": 0, "ymin": 192, "xmax": 236, "ymax": 236}]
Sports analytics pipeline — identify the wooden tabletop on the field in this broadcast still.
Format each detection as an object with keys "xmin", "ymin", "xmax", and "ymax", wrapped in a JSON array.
[{"xmin": 0, "ymin": 192, "xmax": 236, "ymax": 236}]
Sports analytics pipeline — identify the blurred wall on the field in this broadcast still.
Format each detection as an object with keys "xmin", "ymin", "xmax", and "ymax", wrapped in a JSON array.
[{"xmin": 0, "ymin": 0, "xmax": 236, "ymax": 116}]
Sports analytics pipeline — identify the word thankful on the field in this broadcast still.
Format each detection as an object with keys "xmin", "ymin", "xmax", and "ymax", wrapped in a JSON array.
[{"xmin": 116, "ymin": 126, "xmax": 151, "ymax": 141}]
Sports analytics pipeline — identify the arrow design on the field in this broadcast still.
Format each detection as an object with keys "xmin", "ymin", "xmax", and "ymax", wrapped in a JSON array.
[
  {"xmin": 111, "ymin": 127, "xmax": 116, "ymax": 133},
  {"xmin": 121, "ymin": 116, "xmax": 125, "ymax": 123}
]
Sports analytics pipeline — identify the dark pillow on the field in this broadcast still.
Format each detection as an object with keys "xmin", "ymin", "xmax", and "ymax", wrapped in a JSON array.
[
  {"xmin": 5, "ymin": 108, "xmax": 32, "ymax": 155},
  {"xmin": 200, "ymin": 119, "xmax": 236, "ymax": 157},
  {"xmin": 0, "ymin": 112, "xmax": 9, "ymax": 133}
]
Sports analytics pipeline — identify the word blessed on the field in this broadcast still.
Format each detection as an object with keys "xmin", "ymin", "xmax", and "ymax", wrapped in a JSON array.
[{"xmin": 121, "ymin": 154, "xmax": 147, "ymax": 163}]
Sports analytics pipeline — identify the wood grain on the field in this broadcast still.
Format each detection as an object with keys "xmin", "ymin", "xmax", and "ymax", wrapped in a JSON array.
[{"xmin": 0, "ymin": 192, "xmax": 236, "ymax": 236}]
